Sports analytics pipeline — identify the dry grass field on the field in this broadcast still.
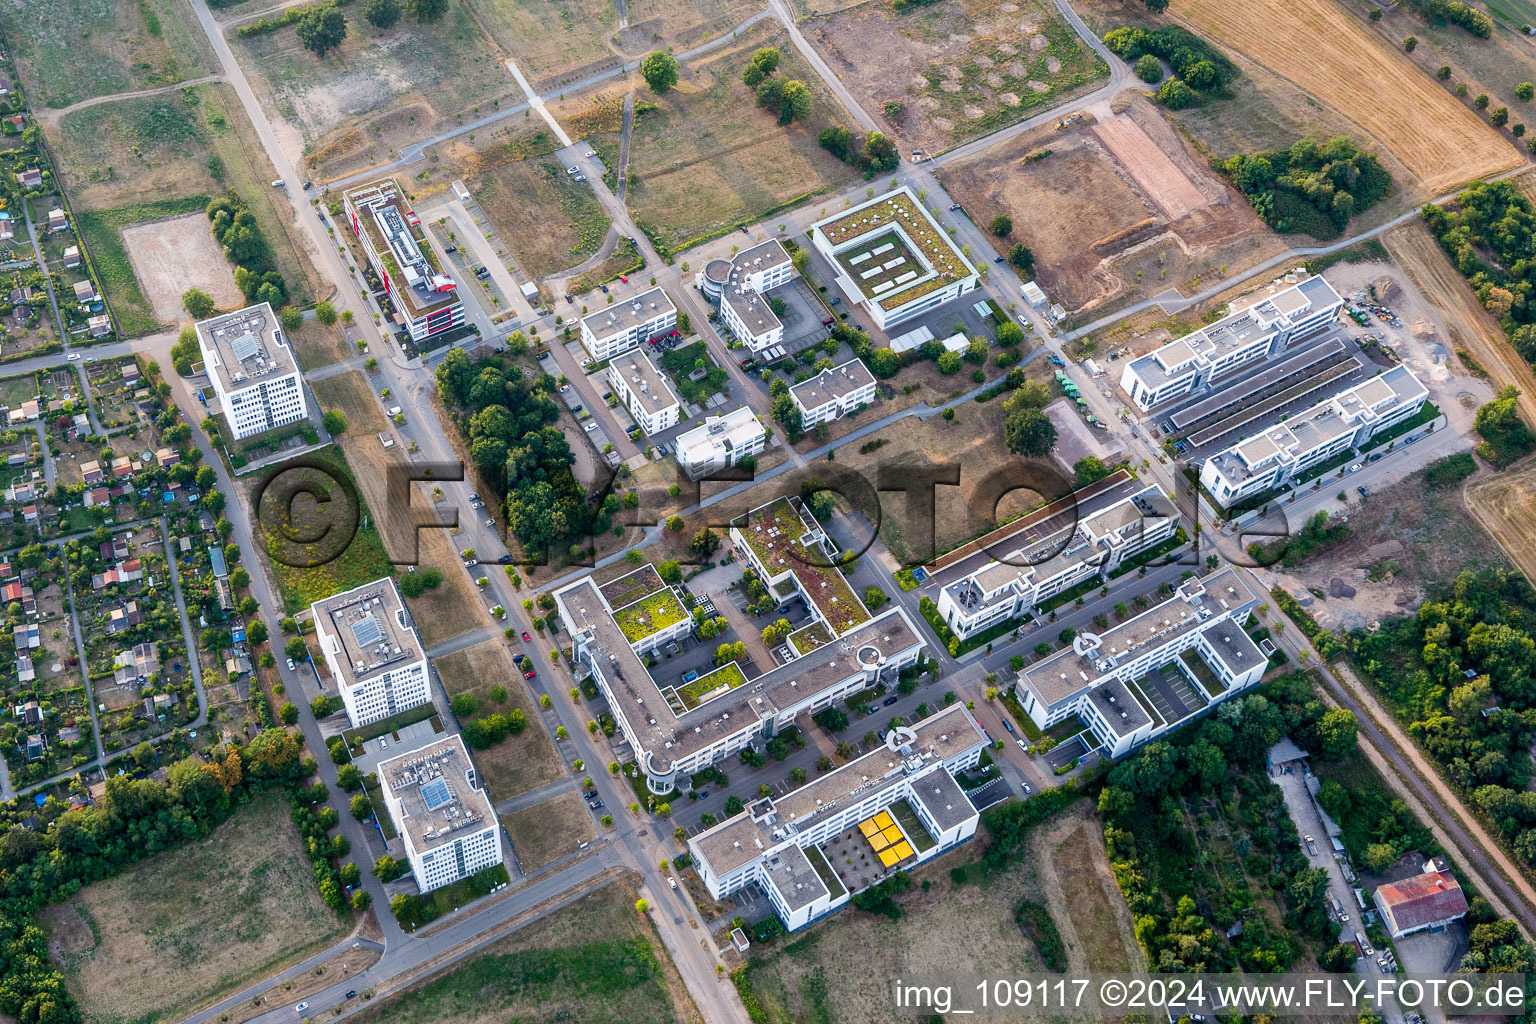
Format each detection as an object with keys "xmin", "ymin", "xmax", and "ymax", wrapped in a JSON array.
[
  {"xmin": 350, "ymin": 875, "xmax": 700, "ymax": 1024},
  {"xmin": 940, "ymin": 93, "xmax": 1280, "ymax": 317},
  {"xmin": 736, "ymin": 799, "xmax": 1136, "ymax": 1022},
  {"xmin": 434, "ymin": 639, "xmax": 564, "ymax": 801},
  {"xmin": 288, "ymin": 319, "xmax": 353, "ymax": 370},
  {"xmin": 1170, "ymin": 0, "xmax": 1519, "ymax": 192},
  {"xmin": 2, "ymin": 0, "xmax": 215, "ymax": 109},
  {"xmin": 402, "ymin": 529, "xmax": 491, "ymax": 646},
  {"xmin": 231, "ymin": 7, "xmax": 516, "ymax": 176},
  {"xmin": 39, "ymin": 792, "xmax": 347, "ymax": 1024},
  {"xmin": 566, "ymin": 24, "xmax": 861, "ymax": 254},
  {"xmin": 120, "ymin": 212, "xmax": 242, "ymax": 322},
  {"xmin": 1468, "ymin": 463, "xmax": 1536, "ymax": 591},
  {"xmin": 502, "ymin": 791, "xmax": 596, "ymax": 871},
  {"xmin": 802, "ymin": 0, "xmax": 1107, "ymax": 152}
]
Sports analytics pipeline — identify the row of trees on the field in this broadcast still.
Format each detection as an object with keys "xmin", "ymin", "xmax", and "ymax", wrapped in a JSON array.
[
  {"xmin": 1424, "ymin": 183, "xmax": 1536, "ymax": 368},
  {"xmin": 1104, "ymin": 26, "xmax": 1236, "ymax": 110}
]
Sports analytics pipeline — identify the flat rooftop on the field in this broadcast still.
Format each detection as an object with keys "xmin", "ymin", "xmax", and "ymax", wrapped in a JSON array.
[
  {"xmin": 312, "ymin": 579, "xmax": 424, "ymax": 691},
  {"xmin": 609, "ymin": 350, "xmax": 680, "ymax": 417},
  {"xmin": 790, "ymin": 358, "xmax": 875, "ymax": 411},
  {"xmin": 1202, "ymin": 620, "xmax": 1267, "ymax": 678},
  {"xmin": 1087, "ymin": 677, "xmax": 1152, "ymax": 737},
  {"xmin": 676, "ymin": 406, "xmax": 763, "ymax": 459},
  {"xmin": 723, "ymin": 285, "xmax": 782, "ymax": 339},
  {"xmin": 344, "ymin": 179, "xmax": 458, "ymax": 320},
  {"xmin": 762, "ymin": 843, "xmax": 829, "ymax": 912},
  {"xmin": 379, "ymin": 735, "xmax": 494, "ymax": 853},
  {"xmin": 195, "ymin": 303, "xmax": 298, "ymax": 395},
  {"xmin": 736, "ymin": 497, "xmax": 871, "ymax": 634},
  {"xmin": 813, "ymin": 188, "xmax": 974, "ymax": 311},
  {"xmin": 582, "ymin": 286, "xmax": 675, "ymax": 342},
  {"xmin": 910, "ymin": 764, "xmax": 977, "ymax": 834}
]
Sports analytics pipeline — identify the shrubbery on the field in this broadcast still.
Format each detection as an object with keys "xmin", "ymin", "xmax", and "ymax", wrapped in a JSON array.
[
  {"xmin": 1221, "ymin": 136, "xmax": 1392, "ymax": 238},
  {"xmin": 1105, "ymin": 26, "xmax": 1235, "ymax": 107}
]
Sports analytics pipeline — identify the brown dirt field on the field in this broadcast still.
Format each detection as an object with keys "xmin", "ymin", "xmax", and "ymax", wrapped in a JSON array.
[
  {"xmin": 1092, "ymin": 112, "xmax": 1205, "ymax": 220},
  {"xmin": 1048, "ymin": 816, "xmax": 1143, "ymax": 972},
  {"xmin": 1467, "ymin": 463, "xmax": 1536, "ymax": 593},
  {"xmin": 1170, "ymin": 0, "xmax": 1520, "ymax": 192},
  {"xmin": 403, "ymin": 530, "xmax": 490, "ymax": 646},
  {"xmin": 1383, "ymin": 222, "xmax": 1536, "ymax": 427},
  {"xmin": 288, "ymin": 320, "xmax": 353, "ymax": 370},
  {"xmin": 501, "ymin": 790, "xmax": 596, "ymax": 871},
  {"xmin": 121, "ymin": 213, "xmax": 242, "ymax": 323},
  {"xmin": 39, "ymin": 791, "xmax": 347, "ymax": 1024},
  {"xmin": 433, "ymin": 639, "xmax": 562, "ymax": 800}
]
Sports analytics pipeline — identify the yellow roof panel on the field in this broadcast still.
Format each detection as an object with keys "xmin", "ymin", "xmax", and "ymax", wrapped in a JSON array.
[
  {"xmin": 882, "ymin": 825, "xmax": 904, "ymax": 845},
  {"xmin": 878, "ymin": 846, "xmax": 901, "ymax": 867},
  {"xmin": 873, "ymin": 811, "xmax": 894, "ymax": 829},
  {"xmin": 868, "ymin": 831, "xmax": 891, "ymax": 852},
  {"xmin": 890, "ymin": 841, "xmax": 914, "ymax": 861},
  {"xmin": 858, "ymin": 819, "xmax": 880, "ymax": 838}
]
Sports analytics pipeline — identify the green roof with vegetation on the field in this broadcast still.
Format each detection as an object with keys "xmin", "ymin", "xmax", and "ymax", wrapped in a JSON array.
[
  {"xmin": 675, "ymin": 661, "xmax": 748, "ymax": 711},
  {"xmin": 788, "ymin": 621, "xmax": 833, "ymax": 656},
  {"xmin": 816, "ymin": 190, "xmax": 972, "ymax": 308},
  {"xmin": 739, "ymin": 498, "xmax": 871, "ymax": 635},
  {"xmin": 611, "ymin": 588, "xmax": 687, "ymax": 643},
  {"xmin": 600, "ymin": 564, "xmax": 665, "ymax": 609}
]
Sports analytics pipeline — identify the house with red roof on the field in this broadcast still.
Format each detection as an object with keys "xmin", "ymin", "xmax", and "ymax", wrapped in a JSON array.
[{"xmin": 1372, "ymin": 859, "xmax": 1469, "ymax": 938}]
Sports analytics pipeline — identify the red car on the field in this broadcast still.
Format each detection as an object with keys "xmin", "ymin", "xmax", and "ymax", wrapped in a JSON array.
[
  {"xmin": 521, "ymin": 630, "xmax": 532, "ymax": 643},
  {"xmin": 619, "ymin": 275, "xmax": 629, "ymax": 284}
]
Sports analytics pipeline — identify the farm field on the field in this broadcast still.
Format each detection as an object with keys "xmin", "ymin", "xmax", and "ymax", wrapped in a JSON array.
[
  {"xmin": 734, "ymin": 800, "xmax": 1131, "ymax": 1023},
  {"xmin": 940, "ymin": 92, "xmax": 1281, "ymax": 317},
  {"xmin": 1166, "ymin": 0, "xmax": 1519, "ymax": 192},
  {"xmin": 802, "ymin": 0, "xmax": 1108, "ymax": 152},
  {"xmin": 50, "ymin": 83, "xmax": 317, "ymax": 331},
  {"xmin": 1, "ymin": 0, "xmax": 215, "ymax": 110},
  {"xmin": 565, "ymin": 24, "xmax": 862, "ymax": 255},
  {"xmin": 1467, "ymin": 464, "xmax": 1536, "ymax": 600},
  {"xmin": 349, "ymin": 876, "xmax": 699, "ymax": 1024},
  {"xmin": 229, "ymin": 9, "xmax": 515, "ymax": 180},
  {"xmin": 37, "ymin": 792, "xmax": 348, "ymax": 1024},
  {"xmin": 502, "ymin": 791, "xmax": 597, "ymax": 872},
  {"xmin": 432, "ymin": 127, "xmax": 612, "ymax": 279},
  {"xmin": 433, "ymin": 639, "xmax": 564, "ymax": 801}
]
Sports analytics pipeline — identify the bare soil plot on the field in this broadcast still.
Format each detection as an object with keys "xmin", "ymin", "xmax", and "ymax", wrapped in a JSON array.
[
  {"xmin": 1, "ymin": 0, "xmax": 215, "ymax": 110},
  {"xmin": 1048, "ymin": 816, "xmax": 1141, "ymax": 972},
  {"xmin": 348, "ymin": 875, "xmax": 700, "ymax": 1024},
  {"xmin": 1168, "ymin": 0, "xmax": 1519, "ymax": 192},
  {"xmin": 940, "ymin": 92, "xmax": 1279, "ymax": 317},
  {"xmin": 803, "ymin": 0, "xmax": 1107, "ymax": 152},
  {"xmin": 121, "ymin": 212, "xmax": 241, "ymax": 323},
  {"xmin": 562, "ymin": 24, "xmax": 862, "ymax": 254},
  {"xmin": 620, "ymin": 0, "xmax": 767, "ymax": 62},
  {"xmin": 39, "ymin": 791, "xmax": 347, "ymax": 1024},
  {"xmin": 230, "ymin": 10, "xmax": 516, "ymax": 176},
  {"xmin": 501, "ymin": 790, "xmax": 596, "ymax": 871},
  {"xmin": 433, "ymin": 639, "xmax": 563, "ymax": 800},
  {"xmin": 468, "ymin": 0, "xmax": 619, "ymax": 91}
]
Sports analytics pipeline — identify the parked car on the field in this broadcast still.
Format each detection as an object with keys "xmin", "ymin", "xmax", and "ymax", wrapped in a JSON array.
[
  {"xmin": 1368, "ymin": 452, "xmax": 1382, "ymax": 463},
  {"xmin": 583, "ymin": 421, "xmax": 598, "ymax": 432},
  {"xmin": 948, "ymin": 203, "xmax": 961, "ymax": 211},
  {"xmin": 669, "ymin": 877, "xmax": 678, "ymax": 890},
  {"xmin": 295, "ymin": 1004, "xmax": 308, "ymax": 1014},
  {"xmin": 485, "ymin": 518, "xmax": 495, "ymax": 527},
  {"xmin": 521, "ymin": 630, "xmax": 532, "ymax": 642},
  {"xmin": 994, "ymin": 255, "xmax": 1005, "ymax": 263},
  {"xmin": 286, "ymin": 658, "xmax": 295, "ymax": 671},
  {"xmin": 463, "ymin": 559, "xmax": 478, "ymax": 568},
  {"xmin": 559, "ymin": 384, "xmax": 571, "ymax": 392},
  {"xmin": 471, "ymin": 500, "xmax": 484, "ymax": 509},
  {"xmin": 619, "ymin": 275, "xmax": 629, "ymax": 284},
  {"xmin": 566, "ymin": 166, "xmax": 579, "ymax": 174},
  {"xmin": 1357, "ymin": 486, "xmax": 1369, "ymax": 498},
  {"xmin": 1002, "ymin": 718, "xmax": 1015, "ymax": 734},
  {"xmin": 882, "ymin": 696, "xmax": 898, "ymax": 707},
  {"xmin": 444, "ymin": 245, "xmax": 458, "ymax": 254}
]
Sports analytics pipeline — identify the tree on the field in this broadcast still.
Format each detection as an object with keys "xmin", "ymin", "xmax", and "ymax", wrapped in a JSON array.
[
  {"xmin": 1142, "ymin": 0, "xmax": 1168, "ymax": 10},
  {"xmin": 1134, "ymin": 54, "xmax": 1162, "ymax": 83},
  {"xmin": 641, "ymin": 51, "xmax": 679, "ymax": 94},
  {"xmin": 666, "ymin": 514, "xmax": 685, "ymax": 532},
  {"xmin": 1521, "ymin": 82, "xmax": 1536, "ymax": 102},
  {"xmin": 691, "ymin": 527, "xmax": 720, "ymax": 558},
  {"xmin": 278, "ymin": 306, "xmax": 303, "ymax": 332},
  {"xmin": 751, "ymin": 46, "xmax": 780, "ymax": 74},
  {"xmin": 1318, "ymin": 942, "xmax": 1359, "ymax": 973},
  {"xmin": 1491, "ymin": 105, "xmax": 1510, "ymax": 127},
  {"xmin": 350, "ymin": 794, "xmax": 372, "ymax": 820},
  {"xmin": 405, "ymin": 0, "xmax": 447, "ymax": 21},
  {"xmin": 1403, "ymin": 35, "xmax": 1418, "ymax": 52},
  {"xmin": 1074, "ymin": 456, "xmax": 1110, "ymax": 487},
  {"xmin": 1003, "ymin": 405, "xmax": 1055, "ymax": 456},
  {"xmin": 1437, "ymin": 65, "xmax": 1453, "ymax": 81},
  {"xmin": 364, "ymin": 0, "xmax": 401, "ymax": 27},
  {"xmin": 762, "ymin": 618, "xmax": 793, "ymax": 646},
  {"xmin": 1315, "ymin": 707, "xmax": 1358, "ymax": 758},
  {"xmin": 936, "ymin": 350, "xmax": 962, "ymax": 375},
  {"xmin": 1156, "ymin": 78, "xmax": 1195, "ymax": 109},
  {"xmin": 322, "ymin": 409, "xmax": 348, "ymax": 435},
  {"xmin": 182, "ymin": 288, "xmax": 215, "ymax": 319},
  {"xmin": 864, "ymin": 586, "xmax": 887, "ymax": 610},
  {"xmin": 989, "ymin": 213, "xmax": 1013, "ymax": 237},
  {"xmin": 1477, "ymin": 92, "xmax": 1491, "ymax": 109},
  {"xmin": 296, "ymin": 4, "xmax": 348, "ymax": 56},
  {"xmin": 777, "ymin": 80, "xmax": 812, "ymax": 124},
  {"xmin": 315, "ymin": 300, "xmax": 338, "ymax": 326},
  {"xmin": 1006, "ymin": 242, "xmax": 1034, "ymax": 275},
  {"xmin": 279, "ymin": 701, "xmax": 298, "ymax": 725}
]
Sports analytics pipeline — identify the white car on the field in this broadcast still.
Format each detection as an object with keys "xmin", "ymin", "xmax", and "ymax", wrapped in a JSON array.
[
  {"xmin": 559, "ymin": 384, "xmax": 570, "ymax": 392},
  {"xmin": 583, "ymin": 421, "xmax": 597, "ymax": 432},
  {"xmin": 463, "ymin": 559, "xmax": 478, "ymax": 567},
  {"xmin": 669, "ymin": 876, "xmax": 678, "ymax": 890},
  {"xmin": 294, "ymin": 1003, "xmax": 308, "ymax": 1014},
  {"xmin": 484, "ymin": 518, "xmax": 495, "ymax": 528},
  {"xmin": 66, "ymin": 353, "xmax": 80, "ymax": 361},
  {"xmin": 286, "ymin": 657, "xmax": 295, "ymax": 671},
  {"xmin": 566, "ymin": 166, "xmax": 579, "ymax": 174},
  {"xmin": 580, "ymin": 356, "xmax": 593, "ymax": 367},
  {"xmin": 272, "ymin": 179, "xmax": 286, "ymax": 188},
  {"xmin": 470, "ymin": 500, "xmax": 484, "ymax": 509}
]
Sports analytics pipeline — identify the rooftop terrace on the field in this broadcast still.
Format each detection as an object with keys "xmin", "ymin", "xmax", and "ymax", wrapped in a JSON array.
[
  {"xmin": 736, "ymin": 497, "xmax": 870, "ymax": 634},
  {"xmin": 814, "ymin": 189, "xmax": 973, "ymax": 310}
]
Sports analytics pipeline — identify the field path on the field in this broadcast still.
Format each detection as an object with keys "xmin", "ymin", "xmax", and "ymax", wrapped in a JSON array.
[
  {"xmin": 38, "ymin": 75, "xmax": 225, "ymax": 125},
  {"xmin": 1171, "ymin": 0, "xmax": 1519, "ymax": 192}
]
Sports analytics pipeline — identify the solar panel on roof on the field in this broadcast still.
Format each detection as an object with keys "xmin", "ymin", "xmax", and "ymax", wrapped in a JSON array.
[
  {"xmin": 230, "ymin": 332, "xmax": 260, "ymax": 363},
  {"xmin": 420, "ymin": 777, "xmax": 453, "ymax": 811},
  {"xmin": 351, "ymin": 613, "xmax": 383, "ymax": 647}
]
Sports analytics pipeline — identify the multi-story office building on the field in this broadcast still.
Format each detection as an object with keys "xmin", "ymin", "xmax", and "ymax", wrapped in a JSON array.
[
  {"xmin": 930, "ymin": 472, "xmax": 1179, "ymax": 640},
  {"xmin": 674, "ymin": 406, "xmax": 765, "ymax": 479},
  {"xmin": 311, "ymin": 579, "xmax": 430, "ymax": 729},
  {"xmin": 790, "ymin": 358, "xmax": 877, "ymax": 427},
  {"xmin": 194, "ymin": 303, "xmax": 307, "ymax": 440},
  {"xmin": 377, "ymin": 735, "xmax": 501, "ymax": 892},
  {"xmin": 343, "ymin": 178, "xmax": 465, "ymax": 343},
  {"xmin": 580, "ymin": 287, "xmax": 677, "ymax": 361},
  {"xmin": 730, "ymin": 496, "xmax": 873, "ymax": 638},
  {"xmin": 607, "ymin": 350, "xmax": 681, "ymax": 435},
  {"xmin": 689, "ymin": 704, "xmax": 985, "ymax": 930},
  {"xmin": 1119, "ymin": 276, "xmax": 1345, "ymax": 412},
  {"xmin": 1198, "ymin": 365, "xmax": 1429, "ymax": 510},
  {"xmin": 809, "ymin": 187, "xmax": 978, "ymax": 330},
  {"xmin": 699, "ymin": 240, "xmax": 796, "ymax": 352},
  {"xmin": 1014, "ymin": 567, "xmax": 1267, "ymax": 758},
  {"xmin": 554, "ymin": 564, "xmax": 926, "ymax": 794}
]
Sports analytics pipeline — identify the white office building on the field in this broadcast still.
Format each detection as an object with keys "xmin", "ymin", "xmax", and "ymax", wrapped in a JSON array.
[
  {"xmin": 342, "ymin": 178, "xmax": 465, "ymax": 343},
  {"xmin": 1014, "ymin": 568, "xmax": 1267, "ymax": 758},
  {"xmin": 1119, "ymin": 275, "xmax": 1345, "ymax": 412},
  {"xmin": 689, "ymin": 704, "xmax": 985, "ymax": 930},
  {"xmin": 809, "ymin": 187, "xmax": 978, "ymax": 330},
  {"xmin": 730, "ymin": 495, "xmax": 873, "ymax": 638},
  {"xmin": 674, "ymin": 406, "xmax": 765, "ymax": 479},
  {"xmin": 790, "ymin": 358, "xmax": 877, "ymax": 427},
  {"xmin": 311, "ymin": 579, "xmax": 431, "ymax": 729},
  {"xmin": 607, "ymin": 350, "xmax": 681, "ymax": 435},
  {"xmin": 700, "ymin": 240, "xmax": 797, "ymax": 353},
  {"xmin": 194, "ymin": 303, "xmax": 307, "ymax": 440},
  {"xmin": 580, "ymin": 287, "xmax": 677, "ymax": 361},
  {"xmin": 1198, "ymin": 365, "xmax": 1429, "ymax": 510},
  {"xmin": 931, "ymin": 473, "xmax": 1179, "ymax": 641},
  {"xmin": 377, "ymin": 735, "xmax": 502, "ymax": 892}
]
